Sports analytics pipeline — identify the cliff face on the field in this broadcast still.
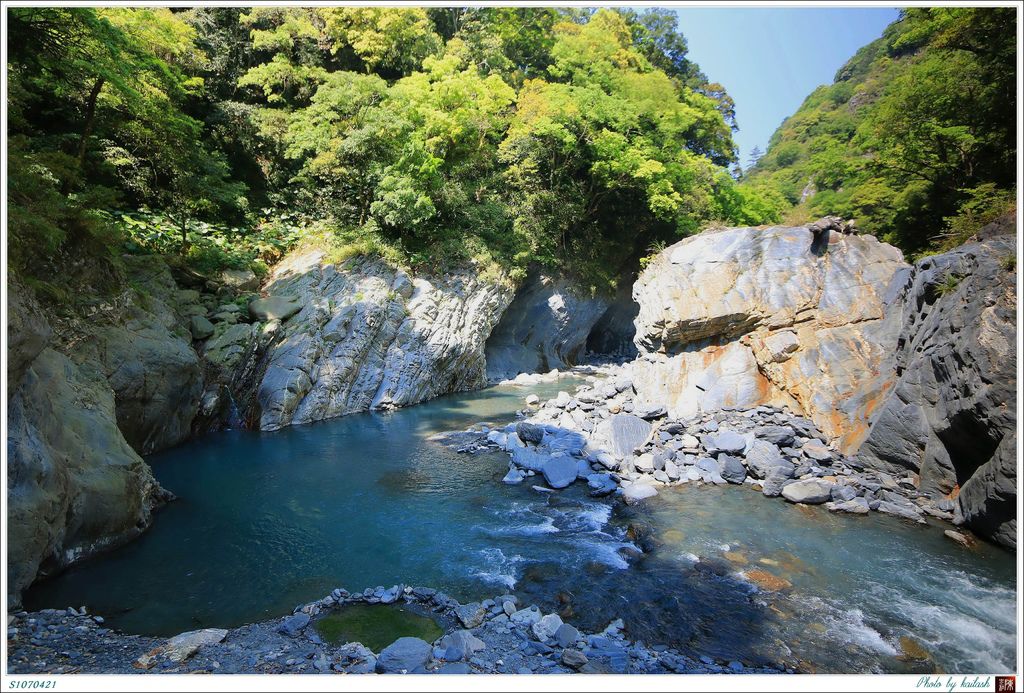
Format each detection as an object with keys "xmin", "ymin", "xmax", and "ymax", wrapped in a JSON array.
[
  {"xmin": 6, "ymin": 259, "xmax": 201, "ymax": 602},
  {"xmin": 629, "ymin": 222, "xmax": 1017, "ymax": 548},
  {"xmin": 630, "ymin": 225, "xmax": 908, "ymax": 453},
  {"xmin": 858, "ymin": 232, "xmax": 1017, "ymax": 547},
  {"xmin": 237, "ymin": 249, "xmax": 515, "ymax": 431}
]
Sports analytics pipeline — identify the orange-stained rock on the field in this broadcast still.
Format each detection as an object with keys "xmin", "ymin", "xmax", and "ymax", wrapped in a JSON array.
[{"xmin": 744, "ymin": 569, "xmax": 792, "ymax": 591}]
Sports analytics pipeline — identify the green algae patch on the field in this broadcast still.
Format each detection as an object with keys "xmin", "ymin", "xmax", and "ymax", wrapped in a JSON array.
[{"xmin": 315, "ymin": 603, "xmax": 444, "ymax": 652}]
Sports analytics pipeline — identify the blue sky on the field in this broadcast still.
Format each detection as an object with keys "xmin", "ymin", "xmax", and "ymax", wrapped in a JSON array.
[{"xmin": 672, "ymin": 6, "xmax": 902, "ymax": 168}]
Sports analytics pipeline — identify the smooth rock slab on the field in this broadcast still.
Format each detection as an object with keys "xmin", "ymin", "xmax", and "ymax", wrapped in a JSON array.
[
  {"xmin": 781, "ymin": 479, "xmax": 834, "ymax": 504},
  {"xmin": 622, "ymin": 483, "xmax": 658, "ymax": 504},
  {"xmin": 375, "ymin": 637, "xmax": 433, "ymax": 673},
  {"xmin": 249, "ymin": 296, "xmax": 302, "ymax": 322}
]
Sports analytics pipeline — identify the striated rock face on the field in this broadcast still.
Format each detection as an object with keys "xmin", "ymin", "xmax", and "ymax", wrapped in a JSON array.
[
  {"xmin": 484, "ymin": 273, "xmax": 612, "ymax": 381},
  {"xmin": 858, "ymin": 233, "xmax": 1017, "ymax": 548},
  {"xmin": 83, "ymin": 257, "xmax": 203, "ymax": 454},
  {"xmin": 7, "ymin": 280, "xmax": 52, "ymax": 396},
  {"xmin": 6, "ymin": 258, "xmax": 207, "ymax": 602},
  {"xmin": 630, "ymin": 225, "xmax": 908, "ymax": 452},
  {"xmin": 246, "ymin": 249, "xmax": 514, "ymax": 431},
  {"xmin": 6, "ymin": 283, "xmax": 171, "ymax": 603}
]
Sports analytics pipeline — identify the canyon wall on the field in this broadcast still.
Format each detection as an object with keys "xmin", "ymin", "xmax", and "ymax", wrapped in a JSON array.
[{"xmin": 628, "ymin": 222, "xmax": 1016, "ymax": 547}]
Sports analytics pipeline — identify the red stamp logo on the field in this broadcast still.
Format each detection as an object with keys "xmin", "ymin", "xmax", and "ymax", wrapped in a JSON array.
[{"xmin": 996, "ymin": 676, "xmax": 1016, "ymax": 693}]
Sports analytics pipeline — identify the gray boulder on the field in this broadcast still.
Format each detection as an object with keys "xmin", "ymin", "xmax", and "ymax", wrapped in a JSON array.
[
  {"xmin": 830, "ymin": 484, "xmax": 858, "ymax": 502},
  {"xmin": 761, "ymin": 466, "xmax": 794, "ymax": 497},
  {"xmin": 622, "ymin": 483, "xmax": 658, "ymax": 504},
  {"xmin": 375, "ymin": 637, "xmax": 433, "ymax": 673},
  {"xmin": 745, "ymin": 439, "xmax": 788, "ymax": 479},
  {"xmin": 703, "ymin": 430, "xmax": 747, "ymax": 454},
  {"xmin": 801, "ymin": 439, "xmax": 832, "ymax": 462},
  {"xmin": 502, "ymin": 468, "xmax": 526, "ymax": 485},
  {"xmin": 599, "ymin": 414, "xmax": 653, "ymax": 458},
  {"xmin": 586, "ymin": 473, "xmax": 617, "ymax": 497},
  {"xmin": 542, "ymin": 456, "xmax": 578, "ymax": 489},
  {"xmin": 781, "ymin": 479, "xmax": 834, "ymax": 504},
  {"xmin": 277, "ymin": 612, "xmax": 310, "ymax": 636},
  {"xmin": 439, "ymin": 630, "xmax": 485, "ymax": 661},
  {"xmin": 455, "ymin": 602, "xmax": 488, "ymax": 629},
  {"xmin": 827, "ymin": 497, "xmax": 870, "ymax": 514},
  {"xmin": 515, "ymin": 422, "xmax": 545, "ymax": 445},
  {"xmin": 190, "ymin": 315, "xmax": 215, "ymax": 340},
  {"xmin": 220, "ymin": 268, "xmax": 260, "ymax": 291},
  {"xmin": 555, "ymin": 623, "xmax": 582, "ymax": 648},
  {"xmin": 511, "ymin": 447, "xmax": 548, "ymax": 472},
  {"xmin": 877, "ymin": 500, "xmax": 925, "ymax": 523},
  {"xmin": 719, "ymin": 455, "xmax": 747, "ymax": 484},
  {"xmin": 752, "ymin": 425, "xmax": 796, "ymax": 447}
]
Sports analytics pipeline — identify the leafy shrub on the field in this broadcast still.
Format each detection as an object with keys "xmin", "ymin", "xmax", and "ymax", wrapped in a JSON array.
[{"xmin": 110, "ymin": 208, "xmax": 305, "ymax": 276}]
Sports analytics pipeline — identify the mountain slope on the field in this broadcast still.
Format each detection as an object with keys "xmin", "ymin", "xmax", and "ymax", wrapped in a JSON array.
[{"xmin": 745, "ymin": 8, "xmax": 1015, "ymax": 255}]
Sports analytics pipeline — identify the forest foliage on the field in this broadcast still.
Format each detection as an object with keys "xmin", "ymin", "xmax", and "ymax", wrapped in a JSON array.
[
  {"xmin": 7, "ymin": 7, "xmax": 1016, "ymax": 291},
  {"xmin": 7, "ymin": 6, "xmax": 778, "ymax": 289},
  {"xmin": 744, "ymin": 7, "xmax": 1016, "ymax": 256}
]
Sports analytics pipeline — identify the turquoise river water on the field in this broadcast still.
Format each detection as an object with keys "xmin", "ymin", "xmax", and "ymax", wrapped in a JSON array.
[{"xmin": 25, "ymin": 379, "xmax": 1017, "ymax": 673}]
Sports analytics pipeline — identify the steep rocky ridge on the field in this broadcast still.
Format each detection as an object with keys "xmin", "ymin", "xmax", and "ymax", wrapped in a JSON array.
[
  {"xmin": 235, "ymin": 249, "xmax": 515, "ymax": 431},
  {"xmin": 858, "ymin": 231, "xmax": 1017, "ymax": 547}
]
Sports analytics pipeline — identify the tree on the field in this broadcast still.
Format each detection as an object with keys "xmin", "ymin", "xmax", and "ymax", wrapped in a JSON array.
[{"xmin": 747, "ymin": 146, "xmax": 764, "ymax": 169}]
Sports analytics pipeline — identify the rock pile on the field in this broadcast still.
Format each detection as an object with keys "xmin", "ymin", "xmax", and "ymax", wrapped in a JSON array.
[{"xmin": 468, "ymin": 372, "xmax": 951, "ymax": 525}]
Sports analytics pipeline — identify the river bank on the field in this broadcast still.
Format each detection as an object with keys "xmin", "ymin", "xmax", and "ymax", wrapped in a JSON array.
[{"xmin": 7, "ymin": 584, "xmax": 786, "ymax": 675}]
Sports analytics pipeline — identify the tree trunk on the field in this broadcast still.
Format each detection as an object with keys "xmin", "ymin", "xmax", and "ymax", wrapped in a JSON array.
[
  {"xmin": 180, "ymin": 216, "xmax": 189, "ymax": 254},
  {"xmin": 76, "ymin": 77, "xmax": 105, "ymax": 171}
]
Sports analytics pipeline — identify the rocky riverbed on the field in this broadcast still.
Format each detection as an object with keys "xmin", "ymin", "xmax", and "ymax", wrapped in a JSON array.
[
  {"xmin": 7, "ymin": 585, "xmax": 785, "ymax": 675},
  {"xmin": 450, "ymin": 366, "xmax": 968, "ymax": 538}
]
